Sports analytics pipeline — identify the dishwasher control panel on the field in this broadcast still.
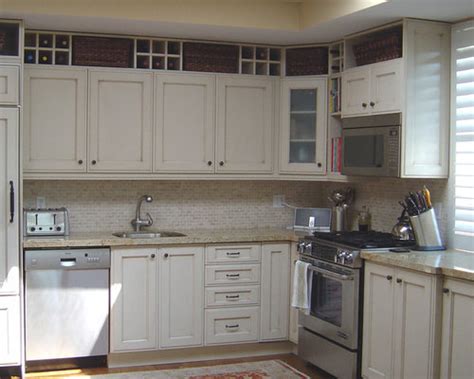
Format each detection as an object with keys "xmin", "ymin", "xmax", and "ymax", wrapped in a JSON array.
[{"xmin": 25, "ymin": 248, "xmax": 111, "ymax": 271}]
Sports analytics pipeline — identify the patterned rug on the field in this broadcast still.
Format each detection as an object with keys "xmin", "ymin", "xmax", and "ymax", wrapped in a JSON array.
[{"xmin": 85, "ymin": 360, "xmax": 310, "ymax": 379}]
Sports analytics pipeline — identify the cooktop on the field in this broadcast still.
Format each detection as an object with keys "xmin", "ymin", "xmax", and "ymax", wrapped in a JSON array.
[{"xmin": 311, "ymin": 231, "xmax": 416, "ymax": 249}]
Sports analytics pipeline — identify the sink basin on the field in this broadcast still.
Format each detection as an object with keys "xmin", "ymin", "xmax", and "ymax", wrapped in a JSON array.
[{"xmin": 113, "ymin": 231, "xmax": 186, "ymax": 239}]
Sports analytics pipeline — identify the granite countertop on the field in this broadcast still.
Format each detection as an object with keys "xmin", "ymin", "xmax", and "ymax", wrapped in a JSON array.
[
  {"xmin": 22, "ymin": 227, "xmax": 304, "ymax": 249},
  {"xmin": 361, "ymin": 249, "xmax": 474, "ymax": 281}
]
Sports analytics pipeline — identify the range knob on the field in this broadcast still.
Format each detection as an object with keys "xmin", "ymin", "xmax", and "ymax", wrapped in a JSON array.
[
  {"xmin": 336, "ymin": 250, "xmax": 348, "ymax": 264},
  {"xmin": 297, "ymin": 241, "xmax": 306, "ymax": 254},
  {"xmin": 345, "ymin": 252, "xmax": 354, "ymax": 264},
  {"xmin": 304, "ymin": 242, "xmax": 313, "ymax": 254}
]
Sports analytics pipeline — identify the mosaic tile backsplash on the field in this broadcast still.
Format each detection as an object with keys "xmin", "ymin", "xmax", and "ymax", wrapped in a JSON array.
[{"xmin": 23, "ymin": 178, "xmax": 449, "ymax": 241}]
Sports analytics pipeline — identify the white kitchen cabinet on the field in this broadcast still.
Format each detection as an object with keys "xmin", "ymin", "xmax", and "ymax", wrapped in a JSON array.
[
  {"xmin": 0, "ymin": 65, "xmax": 19, "ymax": 105},
  {"xmin": 342, "ymin": 59, "xmax": 402, "ymax": 117},
  {"xmin": 110, "ymin": 248, "xmax": 157, "ymax": 352},
  {"xmin": 362, "ymin": 262, "xmax": 440, "ymax": 379},
  {"xmin": 206, "ymin": 244, "xmax": 261, "ymax": 264},
  {"xmin": 23, "ymin": 67, "xmax": 87, "ymax": 172},
  {"xmin": 206, "ymin": 264, "xmax": 261, "ymax": 286},
  {"xmin": 288, "ymin": 243, "xmax": 298, "ymax": 344},
  {"xmin": 216, "ymin": 76, "xmax": 274, "ymax": 173},
  {"xmin": 158, "ymin": 246, "xmax": 204, "ymax": 348},
  {"xmin": 260, "ymin": 243, "xmax": 290, "ymax": 341},
  {"xmin": 89, "ymin": 70, "xmax": 153, "ymax": 172},
  {"xmin": 0, "ymin": 108, "xmax": 19, "ymax": 295},
  {"xmin": 154, "ymin": 73, "xmax": 215, "ymax": 173},
  {"xmin": 0, "ymin": 296, "xmax": 20, "ymax": 366},
  {"xmin": 280, "ymin": 78, "xmax": 327, "ymax": 174},
  {"xmin": 205, "ymin": 285, "xmax": 260, "ymax": 308},
  {"xmin": 205, "ymin": 307, "xmax": 259, "ymax": 345},
  {"xmin": 440, "ymin": 278, "xmax": 474, "ymax": 379}
]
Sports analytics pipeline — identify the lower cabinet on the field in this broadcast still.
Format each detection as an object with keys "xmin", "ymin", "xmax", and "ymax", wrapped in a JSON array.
[
  {"xmin": 0, "ymin": 296, "xmax": 21, "ymax": 366},
  {"xmin": 362, "ymin": 262, "xmax": 441, "ymax": 379},
  {"xmin": 288, "ymin": 243, "xmax": 299, "ymax": 344},
  {"xmin": 440, "ymin": 278, "xmax": 474, "ymax": 379}
]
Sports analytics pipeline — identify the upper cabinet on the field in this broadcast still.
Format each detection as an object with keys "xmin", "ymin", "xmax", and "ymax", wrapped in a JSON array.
[
  {"xmin": 0, "ymin": 65, "xmax": 19, "ymax": 105},
  {"xmin": 154, "ymin": 73, "xmax": 215, "ymax": 173},
  {"xmin": 24, "ymin": 67, "xmax": 87, "ymax": 172},
  {"xmin": 88, "ymin": 70, "xmax": 153, "ymax": 172},
  {"xmin": 280, "ymin": 77, "xmax": 327, "ymax": 174},
  {"xmin": 216, "ymin": 77, "xmax": 274, "ymax": 173}
]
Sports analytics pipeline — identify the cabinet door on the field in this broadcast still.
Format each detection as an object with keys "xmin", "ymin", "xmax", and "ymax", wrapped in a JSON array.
[
  {"xmin": 370, "ymin": 59, "xmax": 402, "ymax": 114},
  {"xmin": 110, "ymin": 248, "xmax": 157, "ymax": 352},
  {"xmin": 342, "ymin": 66, "xmax": 370, "ymax": 117},
  {"xmin": 393, "ymin": 268, "xmax": 439, "ymax": 379},
  {"xmin": 440, "ymin": 279, "xmax": 474, "ymax": 379},
  {"xmin": 155, "ymin": 74, "xmax": 215, "ymax": 173},
  {"xmin": 89, "ymin": 70, "xmax": 153, "ymax": 172},
  {"xmin": 216, "ymin": 77, "xmax": 273, "ymax": 173},
  {"xmin": 0, "ymin": 296, "xmax": 20, "ymax": 366},
  {"xmin": 280, "ymin": 78, "xmax": 327, "ymax": 174},
  {"xmin": 260, "ymin": 243, "xmax": 290, "ymax": 341},
  {"xmin": 288, "ymin": 243, "xmax": 299, "ymax": 344},
  {"xmin": 362, "ymin": 262, "xmax": 395, "ymax": 379},
  {"xmin": 0, "ymin": 108, "xmax": 19, "ymax": 295},
  {"xmin": 159, "ymin": 246, "xmax": 204, "ymax": 348},
  {"xmin": 0, "ymin": 65, "xmax": 19, "ymax": 105},
  {"xmin": 24, "ymin": 68, "xmax": 87, "ymax": 172}
]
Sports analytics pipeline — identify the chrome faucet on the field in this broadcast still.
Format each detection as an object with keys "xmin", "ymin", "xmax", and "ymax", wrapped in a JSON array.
[{"xmin": 131, "ymin": 195, "xmax": 153, "ymax": 232}]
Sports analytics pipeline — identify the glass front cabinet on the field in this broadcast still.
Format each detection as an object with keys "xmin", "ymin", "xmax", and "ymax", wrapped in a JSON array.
[{"xmin": 280, "ymin": 78, "xmax": 327, "ymax": 174}]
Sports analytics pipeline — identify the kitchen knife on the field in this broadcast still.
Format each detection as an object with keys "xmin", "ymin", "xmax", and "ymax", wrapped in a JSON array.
[{"xmin": 423, "ymin": 186, "xmax": 432, "ymax": 208}]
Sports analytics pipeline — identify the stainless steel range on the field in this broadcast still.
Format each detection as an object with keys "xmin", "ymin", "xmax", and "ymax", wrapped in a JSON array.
[{"xmin": 297, "ymin": 231, "xmax": 414, "ymax": 379}]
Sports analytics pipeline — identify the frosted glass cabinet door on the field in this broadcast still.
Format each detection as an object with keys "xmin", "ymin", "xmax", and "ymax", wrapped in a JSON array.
[{"xmin": 280, "ymin": 78, "xmax": 327, "ymax": 174}]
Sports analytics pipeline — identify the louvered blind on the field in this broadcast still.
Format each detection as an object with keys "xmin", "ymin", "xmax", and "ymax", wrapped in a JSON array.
[{"xmin": 452, "ymin": 20, "xmax": 474, "ymax": 252}]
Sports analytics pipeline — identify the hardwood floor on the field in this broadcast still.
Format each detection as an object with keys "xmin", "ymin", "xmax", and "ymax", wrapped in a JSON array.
[{"xmin": 25, "ymin": 354, "xmax": 334, "ymax": 378}]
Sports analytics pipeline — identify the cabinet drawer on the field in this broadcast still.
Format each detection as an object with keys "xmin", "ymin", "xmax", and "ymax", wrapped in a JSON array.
[
  {"xmin": 205, "ymin": 285, "xmax": 260, "ymax": 308},
  {"xmin": 206, "ymin": 244, "xmax": 261, "ymax": 264},
  {"xmin": 0, "ymin": 66, "xmax": 19, "ymax": 105},
  {"xmin": 205, "ymin": 307, "xmax": 259, "ymax": 345},
  {"xmin": 205, "ymin": 264, "xmax": 260, "ymax": 286}
]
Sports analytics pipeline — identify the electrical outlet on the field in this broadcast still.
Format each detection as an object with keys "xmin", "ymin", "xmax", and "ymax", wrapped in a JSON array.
[
  {"xmin": 36, "ymin": 196, "xmax": 46, "ymax": 208},
  {"xmin": 273, "ymin": 195, "xmax": 285, "ymax": 208}
]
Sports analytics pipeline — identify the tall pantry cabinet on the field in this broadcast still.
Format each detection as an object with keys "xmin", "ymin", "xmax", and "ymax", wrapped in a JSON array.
[{"xmin": 0, "ymin": 20, "xmax": 22, "ymax": 369}]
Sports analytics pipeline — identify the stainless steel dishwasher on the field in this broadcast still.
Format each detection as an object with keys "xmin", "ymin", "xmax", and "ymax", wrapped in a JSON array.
[{"xmin": 25, "ymin": 248, "xmax": 110, "ymax": 362}]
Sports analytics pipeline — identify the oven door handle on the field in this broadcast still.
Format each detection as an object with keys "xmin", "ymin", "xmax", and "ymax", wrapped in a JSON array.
[{"xmin": 309, "ymin": 266, "xmax": 354, "ymax": 281}]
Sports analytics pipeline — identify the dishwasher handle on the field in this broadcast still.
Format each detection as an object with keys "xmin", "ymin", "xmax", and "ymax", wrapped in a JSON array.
[{"xmin": 60, "ymin": 258, "xmax": 77, "ymax": 267}]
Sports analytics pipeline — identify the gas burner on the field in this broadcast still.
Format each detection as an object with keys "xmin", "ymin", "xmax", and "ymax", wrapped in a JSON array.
[{"xmin": 312, "ymin": 231, "xmax": 416, "ymax": 249}]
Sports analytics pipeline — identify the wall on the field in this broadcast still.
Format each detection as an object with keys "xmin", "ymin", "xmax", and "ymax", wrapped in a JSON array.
[{"xmin": 23, "ymin": 178, "xmax": 449, "ymax": 243}]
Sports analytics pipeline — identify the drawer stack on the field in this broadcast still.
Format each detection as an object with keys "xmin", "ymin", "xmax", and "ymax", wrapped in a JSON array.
[{"xmin": 204, "ymin": 244, "xmax": 261, "ymax": 345}]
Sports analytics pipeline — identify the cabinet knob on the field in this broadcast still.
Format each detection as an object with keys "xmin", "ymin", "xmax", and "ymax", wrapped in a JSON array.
[
  {"xmin": 362, "ymin": 102, "xmax": 368, "ymax": 108},
  {"xmin": 317, "ymin": 162, "xmax": 322, "ymax": 168},
  {"xmin": 219, "ymin": 161, "xmax": 224, "ymax": 166},
  {"xmin": 151, "ymin": 254, "xmax": 155, "ymax": 259},
  {"xmin": 78, "ymin": 159, "xmax": 83, "ymax": 165},
  {"xmin": 164, "ymin": 253, "xmax": 169, "ymax": 258},
  {"xmin": 386, "ymin": 275, "xmax": 393, "ymax": 281},
  {"xmin": 91, "ymin": 160, "xmax": 97, "ymax": 165},
  {"xmin": 396, "ymin": 278, "xmax": 402, "ymax": 283},
  {"xmin": 207, "ymin": 161, "xmax": 212, "ymax": 166},
  {"xmin": 443, "ymin": 288, "xmax": 450, "ymax": 294},
  {"xmin": 370, "ymin": 101, "xmax": 375, "ymax": 107}
]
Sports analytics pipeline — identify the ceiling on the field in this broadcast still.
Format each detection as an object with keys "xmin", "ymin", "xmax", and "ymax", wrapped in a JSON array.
[{"xmin": 0, "ymin": 0, "xmax": 472, "ymax": 44}]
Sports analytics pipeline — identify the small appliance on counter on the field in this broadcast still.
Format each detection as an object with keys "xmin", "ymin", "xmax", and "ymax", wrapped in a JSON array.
[
  {"xmin": 24, "ymin": 208, "xmax": 70, "ymax": 237},
  {"xmin": 293, "ymin": 207, "xmax": 332, "ymax": 232}
]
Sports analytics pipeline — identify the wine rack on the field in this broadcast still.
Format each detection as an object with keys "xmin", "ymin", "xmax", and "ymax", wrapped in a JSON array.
[
  {"xmin": 240, "ymin": 46, "xmax": 281, "ymax": 76},
  {"xmin": 135, "ymin": 39, "xmax": 182, "ymax": 70},
  {"xmin": 24, "ymin": 31, "xmax": 71, "ymax": 65}
]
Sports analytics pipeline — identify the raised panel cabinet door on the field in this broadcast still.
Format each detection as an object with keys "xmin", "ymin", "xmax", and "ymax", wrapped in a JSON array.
[
  {"xmin": 110, "ymin": 248, "xmax": 157, "ymax": 352},
  {"xmin": 154, "ymin": 74, "xmax": 215, "ymax": 172},
  {"xmin": 0, "ymin": 65, "xmax": 19, "ymax": 105},
  {"xmin": 216, "ymin": 76, "xmax": 273, "ymax": 173},
  {"xmin": 403, "ymin": 20, "xmax": 450, "ymax": 178},
  {"xmin": 288, "ymin": 243, "xmax": 299, "ymax": 344},
  {"xmin": 23, "ymin": 68, "xmax": 87, "ymax": 172},
  {"xmin": 0, "ymin": 108, "xmax": 19, "ymax": 295},
  {"xmin": 362, "ymin": 262, "xmax": 396, "ymax": 379},
  {"xmin": 392, "ymin": 268, "xmax": 440, "ymax": 379},
  {"xmin": 0, "ymin": 296, "xmax": 20, "ymax": 366},
  {"xmin": 280, "ymin": 78, "xmax": 327, "ymax": 174},
  {"xmin": 159, "ymin": 246, "xmax": 204, "ymax": 348},
  {"xmin": 260, "ymin": 243, "xmax": 290, "ymax": 341},
  {"xmin": 440, "ymin": 279, "xmax": 474, "ymax": 379},
  {"xmin": 370, "ymin": 59, "xmax": 402, "ymax": 114},
  {"xmin": 89, "ymin": 70, "xmax": 153, "ymax": 172},
  {"xmin": 342, "ymin": 66, "xmax": 370, "ymax": 117}
]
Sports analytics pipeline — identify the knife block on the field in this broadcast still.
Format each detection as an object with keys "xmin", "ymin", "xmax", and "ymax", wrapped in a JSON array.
[{"xmin": 409, "ymin": 208, "xmax": 445, "ymax": 251}]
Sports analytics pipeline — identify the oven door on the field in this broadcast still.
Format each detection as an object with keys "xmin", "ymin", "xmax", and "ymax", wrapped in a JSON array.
[
  {"xmin": 299, "ymin": 261, "xmax": 360, "ymax": 350},
  {"xmin": 341, "ymin": 125, "xmax": 400, "ymax": 177}
]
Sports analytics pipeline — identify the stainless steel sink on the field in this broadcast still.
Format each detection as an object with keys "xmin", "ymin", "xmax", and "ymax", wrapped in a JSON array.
[{"xmin": 112, "ymin": 231, "xmax": 186, "ymax": 239}]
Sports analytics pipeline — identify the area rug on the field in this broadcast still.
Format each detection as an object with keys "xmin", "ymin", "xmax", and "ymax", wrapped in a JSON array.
[{"xmin": 85, "ymin": 360, "xmax": 310, "ymax": 379}]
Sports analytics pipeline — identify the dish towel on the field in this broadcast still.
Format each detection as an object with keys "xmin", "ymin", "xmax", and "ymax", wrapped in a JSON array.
[{"xmin": 291, "ymin": 260, "xmax": 312, "ymax": 315}]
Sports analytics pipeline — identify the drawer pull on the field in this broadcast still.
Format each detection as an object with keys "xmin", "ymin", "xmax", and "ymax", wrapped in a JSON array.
[
  {"xmin": 226, "ymin": 294, "xmax": 240, "ymax": 300},
  {"xmin": 226, "ymin": 252, "xmax": 241, "ymax": 257},
  {"xmin": 226, "ymin": 273, "xmax": 240, "ymax": 279},
  {"xmin": 225, "ymin": 324, "xmax": 240, "ymax": 330}
]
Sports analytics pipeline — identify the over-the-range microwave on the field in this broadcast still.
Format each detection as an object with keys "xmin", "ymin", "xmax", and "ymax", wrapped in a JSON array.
[{"xmin": 341, "ymin": 113, "xmax": 401, "ymax": 177}]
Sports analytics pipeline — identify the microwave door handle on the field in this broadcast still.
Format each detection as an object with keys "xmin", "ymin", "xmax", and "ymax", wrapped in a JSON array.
[{"xmin": 308, "ymin": 266, "xmax": 354, "ymax": 281}]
